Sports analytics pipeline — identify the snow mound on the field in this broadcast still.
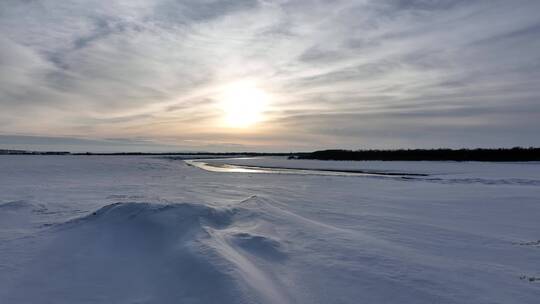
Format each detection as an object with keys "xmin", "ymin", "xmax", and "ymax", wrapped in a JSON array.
[
  {"xmin": 0, "ymin": 200, "xmax": 33, "ymax": 210},
  {"xmin": 0, "ymin": 200, "xmax": 49, "ymax": 235},
  {"xmin": 230, "ymin": 232, "xmax": 286, "ymax": 260},
  {"xmin": 67, "ymin": 201, "xmax": 235, "ymax": 229},
  {"xmin": 3, "ymin": 201, "xmax": 290, "ymax": 304},
  {"xmin": 0, "ymin": 200, "xmax": 46, "ymax": 212}
]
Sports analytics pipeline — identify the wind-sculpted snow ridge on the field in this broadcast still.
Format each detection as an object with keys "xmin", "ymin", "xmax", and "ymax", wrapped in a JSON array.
[
  {"xmin": 0, "ymin": 200, "xmax": 51, "ymax": 240},
  {"xmin": 0, "ymin": 200, "xmax": 49, "ymax": 213},
  {"xmin": 3, "ymin": 199, "xmax": 291, "ymax": 304}
]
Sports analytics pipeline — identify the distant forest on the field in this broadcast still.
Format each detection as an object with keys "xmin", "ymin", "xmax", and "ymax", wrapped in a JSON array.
[
  {"xmin": 2, "ymin": 148, "xmax": 540, "ymax": 161},
  {"xmin": 297, "ymin": 148, "xmax": 540, "ymax": 162}
]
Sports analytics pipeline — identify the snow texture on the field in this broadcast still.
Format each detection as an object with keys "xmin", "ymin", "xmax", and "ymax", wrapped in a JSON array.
[{"xmin": 1, "ymin": 155, "xmax": 539, "ymax": 303}]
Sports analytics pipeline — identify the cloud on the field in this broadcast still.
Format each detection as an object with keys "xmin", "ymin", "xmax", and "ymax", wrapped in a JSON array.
[{"xmin": 1, "ymin": 0, "xmax": 539, "ymax": 151}]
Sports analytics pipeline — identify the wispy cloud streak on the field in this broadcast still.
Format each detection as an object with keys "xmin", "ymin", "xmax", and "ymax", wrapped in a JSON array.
[{"xmin": 1, "ymin": 0, "xmax": 539, "ymax": 150}]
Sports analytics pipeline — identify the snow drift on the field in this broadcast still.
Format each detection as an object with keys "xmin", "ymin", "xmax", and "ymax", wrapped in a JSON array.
[{"xmin": 4, "ymin": 199, "xmax": 292, "ymax": 304}]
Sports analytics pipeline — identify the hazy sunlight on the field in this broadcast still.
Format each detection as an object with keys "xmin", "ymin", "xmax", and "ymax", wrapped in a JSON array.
[{"xmin": 219, "ymin": 82, "xmax": 269, "ymax": 128}]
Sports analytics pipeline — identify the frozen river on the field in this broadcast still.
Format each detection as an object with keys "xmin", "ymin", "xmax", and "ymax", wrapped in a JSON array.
[{"xmin": 185, "ymin": 159, "xmax": 428, "ymax": 177}]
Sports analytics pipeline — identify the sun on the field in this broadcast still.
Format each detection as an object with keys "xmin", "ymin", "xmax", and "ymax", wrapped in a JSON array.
[{"xmin": 219, "ymin": 82, "xmax": 269, "ymax": 128}]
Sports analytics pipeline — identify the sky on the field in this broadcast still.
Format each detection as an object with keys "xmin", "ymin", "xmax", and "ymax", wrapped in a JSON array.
[{"xmin": 1, "ymin": 0, "xmax": 539, "ymax": 152}]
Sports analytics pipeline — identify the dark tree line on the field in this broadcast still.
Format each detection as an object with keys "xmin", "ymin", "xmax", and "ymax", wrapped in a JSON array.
[{"xmin": 297, "ymin": 147, "xmax": 540, "ymax": 161}]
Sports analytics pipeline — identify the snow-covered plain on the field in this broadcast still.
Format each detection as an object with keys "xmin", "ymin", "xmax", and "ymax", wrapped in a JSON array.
[{"xmin": 1, "ymin": 155, "xmax": 539, "ymax": 303}]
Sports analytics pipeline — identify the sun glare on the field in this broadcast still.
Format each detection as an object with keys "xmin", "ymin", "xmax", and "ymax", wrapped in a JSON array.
[{"xmin": 219, "ymin": 82, "xmax": 269, "ymax": 128}]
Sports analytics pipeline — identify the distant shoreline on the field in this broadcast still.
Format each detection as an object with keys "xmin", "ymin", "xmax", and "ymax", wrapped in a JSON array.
[
  {"xmin": 0, "ymin": 150, "xmax": 292, "ymax": 157},
  {"xmin": 1, "ymin": 147, "xmax": 539, "ymax": 162},
  {"xmin": 296, "ymin": 148, "xmax": 540, "ymax": 162}
]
